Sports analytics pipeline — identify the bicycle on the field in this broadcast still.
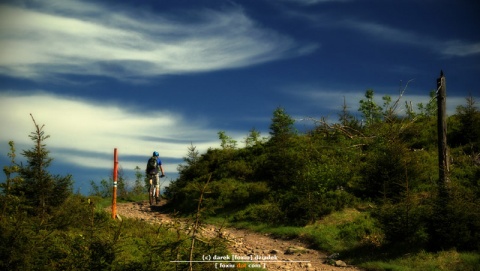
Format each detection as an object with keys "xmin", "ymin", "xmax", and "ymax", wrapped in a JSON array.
[{"xmin": 148, "ymin": 173, "xmax": 165, "ymax": 206}]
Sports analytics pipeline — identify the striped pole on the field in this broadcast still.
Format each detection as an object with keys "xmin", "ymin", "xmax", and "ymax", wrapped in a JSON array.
[{"xmin": 112, "ymin": 148, "xmax": 118, "ymax": 219}]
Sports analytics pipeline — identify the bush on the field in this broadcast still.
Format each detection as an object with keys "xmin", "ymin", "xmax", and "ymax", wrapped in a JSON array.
[
  {"xmin": 280, "ymin": 189, "xmax": 356, "ymax": 226},
  {"xmin": 208, "ymin": 179, "xmax": 269, "ymax": 209},
  {"xmin": 306, "ymin": 208, "xmax": 383, "ymax": 253},
  {"xmin": 373, "ymin": 202, "xmax": 430, "ymax": 247},
  {"xmin": 338, "ymin": 213, "xmax": 384, "ymax": 248},
  {"xmin": 428, "ymin": 187, "xmax": 480, "ymax": 251},
  {"xmin": 233, "ymin": 202, "xmax": 284, "ymax": 224}
]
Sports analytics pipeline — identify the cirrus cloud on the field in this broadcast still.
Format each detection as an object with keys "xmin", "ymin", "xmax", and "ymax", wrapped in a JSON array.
[
  {"xmin": 0, "ymin": 0, "xmax": 318, "ymax": 82},
  {"xmin": 0, "ymin": 91, "xmax": 220, "ymax": 173}
]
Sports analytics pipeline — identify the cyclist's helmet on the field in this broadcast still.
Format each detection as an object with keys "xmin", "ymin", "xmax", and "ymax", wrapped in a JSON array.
[{"xmin": 153, "ymin": 151, "xmax": 159, "ymax": 157}]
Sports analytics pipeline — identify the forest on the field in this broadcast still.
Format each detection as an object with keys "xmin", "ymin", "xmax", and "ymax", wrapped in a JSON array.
[{"xmin": 1, "ymin": 88, "xmax": 479, "ymax": 270}]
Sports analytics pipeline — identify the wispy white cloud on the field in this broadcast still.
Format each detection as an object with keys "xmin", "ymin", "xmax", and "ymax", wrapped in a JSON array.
[
  {"xmin": 0, "ymin": 91, "xmax": 221, "ymax": 173},
  {"xmin": 0, "ymin": 0, "xmax": 317, "ymax": 81},
  {"xmin": 279, "ymin": 4, "xmax": 479, "ymax": 58},
  {"xmin": 342, "ymin": 20, "xmax": 480, "ymax": 58},
  {"xmin": 441, "ymin": 40, "xmax": 480, "ymax": 57},
  {"xmin": 283, "ymin": 84, "xmax": 472, "ymax": 118}
]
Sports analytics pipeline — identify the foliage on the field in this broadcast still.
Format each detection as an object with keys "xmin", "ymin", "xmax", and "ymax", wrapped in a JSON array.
[
  {"xmin": 3, "ymin": 88, "xmax": 480, "ymax": 270},
  {"xmin": 1, "ymin": 141, "xmax": 23, "ymax": 218},
  {"xmin": 90, "ymin": 178, "xmax": 113, "ymax": 198},
  {"xmin": 427, "ymin": 185, "xmax": 480, "ymax": 251},
  {"xmin": 269, "ymin": 106, "xmax": 296, "ymax": 140},
  {"xmin": 373, "ymin": 201, "xmax": 430, "ymax": 247},
  {"xmin": 0, "ymin": 116, "xmax": 229, "ymax": 270},
  {"xmin": 15, "ymin": 114, "xmax": 73, "ymax": 220},
  {"xmin": 218, "ymin": 130, "xmax": 237, "ymax": 149},
  {"xmin": 358, "ymin": 89, "xmax": 383, "ymax": 125},
  {"xmin": 449, "ymin": 95, "xmax": 480, "ymax": 152},
  {"xmin": 360, "ymin": 250, "xmax": 480, "ymax": 271},
  {"xmin": 166, "ymin": 89, "xmax": 480, "ymax": 259},
  {"xmin": 90, "ymin": 166, "xmax": 147, "ymax": 202},
  {"xmin": 0, "ymin": 193, "xmax": 228, "ymax": 270}
]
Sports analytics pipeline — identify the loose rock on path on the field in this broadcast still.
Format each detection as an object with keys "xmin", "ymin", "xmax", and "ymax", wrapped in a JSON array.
[{"xmin": 108, "ymin": 201, "xmax": 362, "ymax": 271}]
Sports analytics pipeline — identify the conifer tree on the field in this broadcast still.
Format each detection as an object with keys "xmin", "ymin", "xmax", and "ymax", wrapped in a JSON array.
[
  {"xmin": 19, "ymin": 114, "xmax": 72, "ymax": 219},
  {"xmin": 269, "ymin": 107, "xmax": 295, "ymax": 141},
  {"xmin": 245, "ymin": 128, "xmax": 263, "ymax": 147},
  {"xmin": 358, "ymin": 89, "xmax": 382, "ymax": 126},
  {"xmin": 133, "ymin": 166, "xmax": 145, "ymax": 195},
  {"xmin": 1, "ymin": 141, "xmax": 22, "ymax": 218},
  {"xmin": 265, "ymin": 107, "xmax": 298, "ymax": 191},
  {"xmin": 455, "ymin": 95, "xmax": 480, "ymax": 150}
]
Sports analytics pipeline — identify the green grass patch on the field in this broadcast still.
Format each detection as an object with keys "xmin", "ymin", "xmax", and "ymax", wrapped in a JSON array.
[
  {"xmin": 209, "ymin": 208, "xmax": 380, "ymax": 253},
  {"xmin": 88, "ymin": 195, "xmax": 112, "ymax": 210},
  {"xmin": 301, "ymin": 208, "xmax": 383, "ymax": 253},
  {"xmin": 88, "ymin": 194, "xmax": 148, "ymax": 211},
  {"xmin": 200, "ymin": 205, "xmax": 480, "ymax": 271},
  {"xmin": 360, "ymin": 250, "xmax": 480, "ymax": 271}
]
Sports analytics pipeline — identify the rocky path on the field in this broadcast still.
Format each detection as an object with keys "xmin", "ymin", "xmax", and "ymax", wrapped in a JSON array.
[{"xmin": 109, "ymin": 201, "xmax": 362, "ymax": 271}]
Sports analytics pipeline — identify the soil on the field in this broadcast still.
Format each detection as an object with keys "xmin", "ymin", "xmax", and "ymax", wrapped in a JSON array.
[{"xmin": 108, "ymin": 200, "xmax": 363, "ymax": 271}]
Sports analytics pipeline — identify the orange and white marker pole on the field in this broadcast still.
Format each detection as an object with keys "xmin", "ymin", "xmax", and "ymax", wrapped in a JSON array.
[{"xmin": 112, "ymin": 148, "xmax": 118, "ymax": 219}]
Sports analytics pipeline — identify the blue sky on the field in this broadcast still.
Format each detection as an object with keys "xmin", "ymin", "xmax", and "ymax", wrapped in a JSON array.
[{"xmin": 1, "ymin": 0, "xmax": 479, "ymax": 194}]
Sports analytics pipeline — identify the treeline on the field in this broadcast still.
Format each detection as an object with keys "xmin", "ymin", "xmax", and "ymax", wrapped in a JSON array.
[
  {"xmin": 166, "ymin": 90, "xmax": 480, "ymax": 251},
  {"xmin": 0, "ymin": 115, "xmax": 227, "ymax": 270}
]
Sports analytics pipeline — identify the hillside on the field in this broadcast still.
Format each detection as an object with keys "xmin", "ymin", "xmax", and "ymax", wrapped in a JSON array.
[
  {"xmin": 164, "ymin": 93, "xmax": 480, "ymax": 269},
  {"xmin": 110, "ymin": 200, "xmax": 361, "ymax": 270},
  {"xmin": 1, "ymin": 93, "xmax": 479, "ymax": 270}
]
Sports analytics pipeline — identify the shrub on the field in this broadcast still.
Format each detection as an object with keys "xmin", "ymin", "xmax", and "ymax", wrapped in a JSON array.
[
  {"xmin": 427, "ymin": 187, "xmax": 480, "ymax": 251},
  {"xmin": 373, "ymin": 202, "xmax": 430, "ymax": 247},
  {"xmin": 233, "ymin": 202, "xmax": 284, "ymax": 224}
]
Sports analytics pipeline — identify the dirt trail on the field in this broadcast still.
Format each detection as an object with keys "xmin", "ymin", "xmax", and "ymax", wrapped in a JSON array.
[{"xmin": 109, "ymin": 201, "xmax": 362, "ymax": 271}]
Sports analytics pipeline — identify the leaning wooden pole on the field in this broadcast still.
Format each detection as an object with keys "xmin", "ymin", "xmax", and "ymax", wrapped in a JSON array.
[
  {"xmin": 436, "ymin": 71, "xmax": 449, "ymax": 188},
  {"xmin": 112, "ymin": 148, "xmax": 118, "ymax": 219}
]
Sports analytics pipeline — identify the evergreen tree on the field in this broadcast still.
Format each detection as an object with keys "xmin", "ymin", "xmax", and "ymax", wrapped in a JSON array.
[
  {"xmin": 265, "ymin": 107, "xmax": 302, "ymax": 193},
  {"xmin": 1, "ymin": 141, "xmax": 23, "ymax": 218},
  {"xmin": 358, "ymin": 89, "xmax": 382, "ymax": 126},
  {"xmin": 245, "ymin": 128, "xmax": 263, "ymax": 147},
  {"xmin": 338, "ymin": 96, "xmax": 360, "ymax": 128},
  {"xmin": 117, "ymin": 167, "xmax": 128, "ymax": 199},
  {"xmin": 90, "ymin": 178, "xmax": 112, "ymax": 198},
  {"xmin": 451, "ymin": 95, "xmax": 480, "ymax": 151},
  {"xmin": 18, "ymin": 114, "xmax": 72, "ymax": 218},
  {"xmin": 166, "ymin": 143, "xmax": 205, "ymax": 204},
  {"xmin": 133, "ymin": 166, "xmax": 145, "ymax": 195},
  {"xmin": 218, "ymin": 131, "xmax": 237, "ymax": 149},
  {"xmin": 269, "ymin": 107, "xmax": 295, "ymax": 141}
]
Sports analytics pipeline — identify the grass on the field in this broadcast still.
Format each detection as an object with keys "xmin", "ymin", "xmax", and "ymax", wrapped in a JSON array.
[
  {"xmin": 89, "ymin": 194, "xmax": 148, "ymax": 210},
  {"xmin": 206, "ymin": 207, "xmax": 480, "ymax": 271},
  {"xmin": 89, "ymin": 195, "xmax": 114, "ymax": 210},
  {"xmin": 360, "ymin": 250, "xmax": 480, "ymax": 271},
  {"xmin": 96, "ymin": 197, "xmax": 480, "ymax": 271},
  {"xmin": 229, "ymin": 208, "xmax": 376, "ymax": 253}
]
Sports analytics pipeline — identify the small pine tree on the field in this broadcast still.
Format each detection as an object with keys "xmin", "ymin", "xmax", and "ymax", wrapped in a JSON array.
[
  {"xmin": 269, "ymin": 107, "xmax": 295, "ymax": 141},
  {"xmin": 1, "ymin": 141, "xmax": 23, "ymax": 218},
  {"xmin": 218, "ymin": 131, "xmax": 237, "ymax": 149},
  {"xmin": 18, "ymin": 114, "xmax": 72, "ymax": 219},
  {"xmin": 132, "ymin": 166, "xmax": 145, "ymax": 195},
  {"xmin": 454, "ymin": 95, "xmax": 480, "ymax": 151},
  {"xmin": 358, "ymin": 89, "xmax": 382, "ymax": 126}
]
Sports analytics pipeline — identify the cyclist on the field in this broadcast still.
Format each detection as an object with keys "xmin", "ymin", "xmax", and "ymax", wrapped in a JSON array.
[{"xmin": 146, "ymin": 151, "xmax": 165, "ymax": 201}]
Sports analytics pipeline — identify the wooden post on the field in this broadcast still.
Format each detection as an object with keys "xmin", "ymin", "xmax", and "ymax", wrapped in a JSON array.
[
  {"xmin": 112, "ymin": 148, "xmax": 118, "ymax": 219},
  {"xmin": 436, "ymin": 71, "xmax": 449, "ymax": 187}
]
